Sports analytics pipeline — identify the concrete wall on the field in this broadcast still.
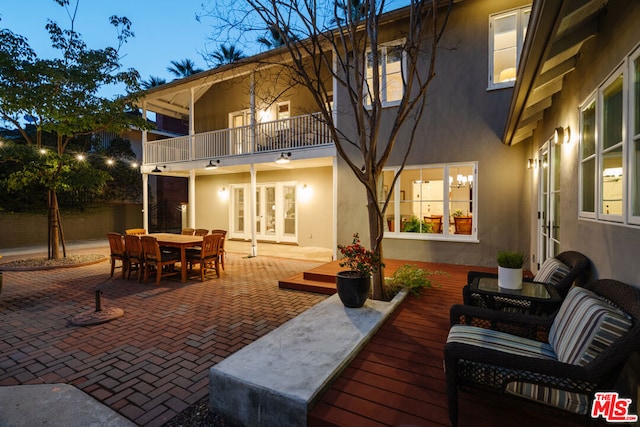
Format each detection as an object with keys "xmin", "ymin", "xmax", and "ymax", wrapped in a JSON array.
[
  {"xmin": 336, "ymin": 0, "xmax": 532, "ymax": 268},
  {"xmin": 526, "ymin": 0, "xmax": 640, "ymax": 285},
  {"xmin": 0, "ymin": 204, "xmax": 143, "ymax": 250}
]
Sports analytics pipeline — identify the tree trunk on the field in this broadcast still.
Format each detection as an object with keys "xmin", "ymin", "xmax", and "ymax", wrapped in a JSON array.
[
  {"xmin": 49, "ymin": 189, "xmax": 61, "ymax": 260},
  {"xmin": 367, "ymin": 192, "xmax": 386, "ymax": 300}
]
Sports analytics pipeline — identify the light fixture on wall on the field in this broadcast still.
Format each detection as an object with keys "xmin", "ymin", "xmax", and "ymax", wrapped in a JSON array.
[
  {"xmin": 218, "ymin": 187, "xmax": 229, "ymax": 200},
  {"xmin": 553, "ymin": 126, "xmax": 571, "ymax": 145},
  {"xmin": 275, "ymin": 152, "xmax": 291, "ymax": 164},
  {"xmin": 205, "ymin": 159, "xmax": 220, "ymax": 169},
  {"xmin": 152, "ymin": 165, "xmax": 166, "ymax": 173},
  {"xmin": 527, "ymin": 158, "xmax": 534, "ymax": 169}
]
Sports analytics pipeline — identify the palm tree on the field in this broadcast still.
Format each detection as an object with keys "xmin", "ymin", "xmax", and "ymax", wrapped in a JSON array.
[
  {"xmin": 208, "ymin": 44, "xmax": 246, "ymax": 67},
  {"xmin": 167, "ymin": 59, "xmax": 203, "ymax": 79},
  {"xmin": 257, "ymin": 26, "xmax": 286, "ymax": 50},
  {"xmin": 141, "ymin": 76, "xmax": 167, "ymax": 89}
]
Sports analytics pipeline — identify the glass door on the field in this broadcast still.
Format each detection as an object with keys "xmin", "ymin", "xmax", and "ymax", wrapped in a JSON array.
[
  {"xmin": 252, "ymin": 183, "xmax": 297, "ymax": 243},
  {"xmin": 229, "ymin": 110, "xmax": 249, "ymax": 154},
  {"xmin": 230, "ymin": 186, "xmax": 248, "ymax": 240},
  {"xmin": 538, "ymin": 142, "xmax": 561, "ymax": 267}
]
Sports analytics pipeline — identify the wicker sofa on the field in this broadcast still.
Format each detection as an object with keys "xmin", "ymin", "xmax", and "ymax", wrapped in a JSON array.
[{"xmin": 445, "ymin": 279, "xmax": 640, "ymax": 426}]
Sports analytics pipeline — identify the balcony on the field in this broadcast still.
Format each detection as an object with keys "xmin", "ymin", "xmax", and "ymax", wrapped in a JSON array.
[{"xmin": 143, "ymin": 113, "xmax": 332, "ymax": 165}]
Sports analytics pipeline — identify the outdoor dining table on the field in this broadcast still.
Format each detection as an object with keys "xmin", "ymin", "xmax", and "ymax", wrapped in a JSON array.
[{"xmin": 148, "ymin": 233, "xmax": 203, "ymax": 283}]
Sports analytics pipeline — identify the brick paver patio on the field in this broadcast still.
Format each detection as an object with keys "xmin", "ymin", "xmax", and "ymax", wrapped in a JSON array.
[{"xmin": 0, "ymin": 249, "xmax": 327, "ymax": 426}]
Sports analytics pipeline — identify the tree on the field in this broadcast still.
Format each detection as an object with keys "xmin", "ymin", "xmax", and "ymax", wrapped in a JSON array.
[
  {"xmin": 141, "ymin": 75, "xmax": 167, "ymax": 89},
  {"xmin": 0, "ymin": 0, "xmax": 149, "ymax": 259},
  {"xmin": 207, "ymin": 44, "xmax": 246, "ymax": 67},
  {"xmin": 200, "ymin": 0, "xmax": 452, "ymax": 299},
  {"xmin": 167, "ymin": 58, "xmax": 203, "ymax": 79}
]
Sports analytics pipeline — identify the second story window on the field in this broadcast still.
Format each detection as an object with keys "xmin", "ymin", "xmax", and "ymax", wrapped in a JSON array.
[
  {"xmin": 365, "ymin": 40, "xmax": 405, "ymax": 107},
  {"xmin": 489, "ymin": 6, "xmax": 531, "ymax": 90}
]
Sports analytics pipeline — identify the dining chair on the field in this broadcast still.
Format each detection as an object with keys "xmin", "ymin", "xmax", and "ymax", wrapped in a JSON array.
[
  {"xmin": 107, "ymin": 232, "xmax": 127, "ymax": 278},
  {"xmin": 124, "ymin": 234, "xmax": 144, "ymax": 282},
  {"xmin": 211, "ymin": 229, "xmax": 227, "ymax": 270},
  {"xmin": 424, "ymin": 215, "xmax": 443, "ymax": 233},
  {"xmin": 140, "ymin": 236, "xmax": 180, "ymax": 285},
  {"xmin": 194, "ymin": 228, "xmax": 209, "ymax": 236},
  {"xmin": 125, "ymin": 228, "xmax": 147, "ymax": 236},
  {"xmin": 181, "ymin": 228, "xmax": 195, "ymax": 235},
  {"xmin": 187, "ymin": 234, "xmax": 222, "ymax": 281}
]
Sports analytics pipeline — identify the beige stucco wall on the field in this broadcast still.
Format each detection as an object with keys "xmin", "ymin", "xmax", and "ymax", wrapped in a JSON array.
[
  {"xmin": 526, "ymin": 0, "xmax": 640, "ymax": 285},
  {"xmin": 336, "ymin": 0, "xmax": 533, "ymax": 268},
  {"xmin": 194, "ymin": 166, "xmax": 334, "ymax": 249}
]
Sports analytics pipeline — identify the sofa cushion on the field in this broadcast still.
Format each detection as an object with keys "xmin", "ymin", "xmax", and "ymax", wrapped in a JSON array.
[
  {"xmin": 549, "ymin": 287, "xmax": 632, "ymax": 366},
  {"xmin": 534, "ymin": 257, "xmax": 570, "ymax": 287},
  {"xmin": 505, "ymin": 382, "xmax": 591, "ymax": 414},
  {"xmin": 447, "ymin": 325, "xmax": 557, "ymax": 360}
]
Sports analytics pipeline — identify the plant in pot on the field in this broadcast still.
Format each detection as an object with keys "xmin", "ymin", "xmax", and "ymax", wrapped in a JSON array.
[
  {"xmin": 496, "ymin": 250, "xmax": 526, "ymax": 290},
  {"xmin": 336, "ymin": 233, "xmax": 384, "ymax": 308}
]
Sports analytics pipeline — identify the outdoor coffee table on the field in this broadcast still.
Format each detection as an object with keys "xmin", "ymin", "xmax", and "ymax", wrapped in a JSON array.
[{"xmin": 470, "ymin": 276, "xmax": 562, "ymax": 315}]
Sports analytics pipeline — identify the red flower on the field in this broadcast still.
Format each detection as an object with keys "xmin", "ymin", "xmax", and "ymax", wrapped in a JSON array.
[{"xmin": 337, "ymin": 233, "xmax": 384, "ymax": 277}]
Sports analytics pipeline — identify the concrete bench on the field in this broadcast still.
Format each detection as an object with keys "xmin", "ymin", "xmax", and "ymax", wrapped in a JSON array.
[{"xmin": 209, "ymin": 291, "xmax": 406, "ymax": 426}]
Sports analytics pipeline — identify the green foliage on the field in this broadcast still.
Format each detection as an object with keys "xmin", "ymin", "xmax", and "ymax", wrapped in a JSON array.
[
  {"xmin": 384, "ymin": 264, "xmax": 445, "ymax": 299},
  {"xmin": 402, "ymin": 216, "xmax": 432, "ymax": 233},
  {"xmin": 337, "ymin": 233, "xmax": 384, "ymax": 277},
  {"xmin": 496, "ymin": 250, "xmax": 526, "ymax": 268}
]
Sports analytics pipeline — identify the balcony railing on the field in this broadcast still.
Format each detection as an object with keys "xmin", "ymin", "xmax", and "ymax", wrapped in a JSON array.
[{"xmin": 144, "ymin": 113, "xmax": 332, "ymax": 165}]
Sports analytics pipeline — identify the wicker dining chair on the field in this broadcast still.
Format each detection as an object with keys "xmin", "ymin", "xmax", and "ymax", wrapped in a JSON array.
[
  {"xmin": 107, "ymin": 232, "xmax": 127, "ymax": 278},
  {"xmin": 181, "ymin": 228, "xmax": 195, "ymax": 235}
]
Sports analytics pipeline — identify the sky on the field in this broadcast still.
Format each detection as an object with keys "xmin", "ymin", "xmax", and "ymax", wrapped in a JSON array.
[{"xmin": 0, "ymin": 0, "xmax": 214, "ymax": 93}]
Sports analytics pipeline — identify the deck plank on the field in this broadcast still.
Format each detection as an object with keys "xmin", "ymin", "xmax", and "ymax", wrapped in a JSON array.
[{"xmin": 307, "ymin": 261, "xmax": 590, "ymax": 427}]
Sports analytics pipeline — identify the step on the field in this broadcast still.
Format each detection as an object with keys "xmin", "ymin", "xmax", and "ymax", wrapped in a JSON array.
[
  {"xmin": 278, "ymin": 273, "xmax": 337, "ymax": 295},
  {"xmin": 208, "ymin": 291, "xmax": 407, "ymax": 427}
]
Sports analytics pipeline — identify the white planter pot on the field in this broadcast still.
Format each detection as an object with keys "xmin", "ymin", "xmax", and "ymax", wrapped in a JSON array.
[{"xmin": 498, "ymin": 266, "xmax": 523, "ymax": 290}]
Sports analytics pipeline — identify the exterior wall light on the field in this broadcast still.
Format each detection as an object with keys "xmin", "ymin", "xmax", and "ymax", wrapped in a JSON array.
[
  {"xmin": 152, "ymin": 165, "xmax": 166, "ymax": 173},
  {"xmin": 276, "ymin": 152, "xmax": 291, "ymax": 164},
  {"xmin": 553, "ymin": 126, "xmax": 570, "ymax": 144},
  {"xmin": 206, "ymin": 159, "xmax": 220, "ymax": 169},
  {"xmin": 218, "ymin": 187, "xmax": 229, "ymax": 200}
]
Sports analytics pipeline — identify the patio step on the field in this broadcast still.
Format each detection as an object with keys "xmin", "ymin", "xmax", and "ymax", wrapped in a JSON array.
[{"xmin": 278, "ymin": 260, "xmax": 343, "ymax": 294}]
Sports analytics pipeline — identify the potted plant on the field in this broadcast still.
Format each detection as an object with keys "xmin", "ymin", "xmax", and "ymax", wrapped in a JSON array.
[
  {"xmin": 336, "ymin": 233, "xmax": 384, "ymax": 307},
  {"xmin": 496, "ymin": 250, "xmax": 526, "ymax": 290}
]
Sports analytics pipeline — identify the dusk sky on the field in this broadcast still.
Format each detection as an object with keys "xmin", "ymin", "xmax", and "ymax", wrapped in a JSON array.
[{"xmin": 1, "ymin": 0, "xmax": 213, "ymax": 93}]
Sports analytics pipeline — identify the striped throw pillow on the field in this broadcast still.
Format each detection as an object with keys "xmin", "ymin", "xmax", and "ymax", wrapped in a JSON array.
[
  {"xmin": 549, "ymin": 287, "xmax": 632, "ymax": 366},
  {"xmin": 505, "ymin": 382, "xmax": 591, "ymax": 414},
  {"xmin": 534, "ymin": 257, "xmax": 570, "ymax": 287}
]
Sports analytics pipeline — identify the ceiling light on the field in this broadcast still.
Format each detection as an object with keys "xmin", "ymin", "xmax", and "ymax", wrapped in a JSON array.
[{"xmin": 275, "ymin": 152, "xmax": 291, "ymax": 164}]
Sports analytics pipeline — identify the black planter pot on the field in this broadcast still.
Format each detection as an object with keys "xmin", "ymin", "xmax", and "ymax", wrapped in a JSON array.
[{"xmin": 335, "ymin": 271, "xmax": 370, "ymax": 308}]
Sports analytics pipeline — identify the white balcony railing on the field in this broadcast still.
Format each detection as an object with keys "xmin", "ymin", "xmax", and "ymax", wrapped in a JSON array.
[{"xmin": 144, "ymin": 113, "xmax": 332, "ymax": 165}]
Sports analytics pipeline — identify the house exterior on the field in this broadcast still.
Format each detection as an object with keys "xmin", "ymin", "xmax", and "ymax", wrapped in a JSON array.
[{"xmin": 137, "ymin": 0, "xmax": 639, "ymax": 283}]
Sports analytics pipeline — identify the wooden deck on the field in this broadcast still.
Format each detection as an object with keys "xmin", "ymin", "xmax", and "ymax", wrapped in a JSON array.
[{"xmin": 305, "ymin": 261, "xmax": 590, "ymax": 427}]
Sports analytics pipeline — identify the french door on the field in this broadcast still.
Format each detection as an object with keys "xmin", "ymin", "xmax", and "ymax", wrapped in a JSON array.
[
  {"xmin": 230, "ymin": 183, "xmax": 297, "ymax": 243},
  {"xmin": 229, "ymin": 110, "xmax": 250, "ymax": 154},
  {"xmin": 538, "ymin": 142, "xmax": 561, "ymax": 268}
]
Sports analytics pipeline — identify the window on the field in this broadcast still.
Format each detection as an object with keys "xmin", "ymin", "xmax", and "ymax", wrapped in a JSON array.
[
  {"xmin": 365, "ymin": 40, "xmax": 405, "ymax": 107},
  {"xmin": 489, "ymin": 6, "xmax": 531, "ymax": 90},
  {"xmin": 579, "ymin": 45, "xmax": 640, "ymax": 226},
  {"xmin": 380, "ymin": 163, "xmax": 477, "ymax": 240}
]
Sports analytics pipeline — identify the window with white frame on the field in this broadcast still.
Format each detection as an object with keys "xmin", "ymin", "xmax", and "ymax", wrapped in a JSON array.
[
  {"xmin": 365, "ymin": 40, "xmax": 405, "ymax": 107},
  {"xmin": 379, "ymin": 163, "xmax": 477, "ymax": 239},
  {"xmin": 489, "ymin": 6, "xmax": 531, "ymax": 90},
  {"xmin": 579, "ymin": 45, "xmax": 640, "ymax": 226}
]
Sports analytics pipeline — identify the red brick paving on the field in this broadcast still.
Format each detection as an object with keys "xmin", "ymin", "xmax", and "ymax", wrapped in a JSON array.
[{"xmin": 0, "ymin": 249, "xmax": 326, "ymax": 426}]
